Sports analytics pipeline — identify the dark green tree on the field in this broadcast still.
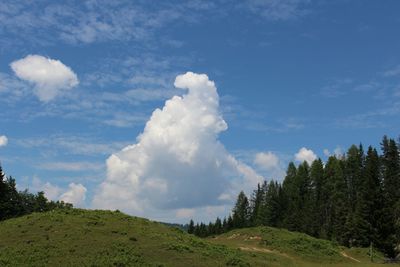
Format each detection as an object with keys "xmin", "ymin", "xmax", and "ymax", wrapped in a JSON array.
[
  {"xmin": 188, "ymin": 219, "xmax": 195, "ymax": 234},
  {"xmin": 232, "ymin": 191, "xmax": 250, "ymax": 228}
]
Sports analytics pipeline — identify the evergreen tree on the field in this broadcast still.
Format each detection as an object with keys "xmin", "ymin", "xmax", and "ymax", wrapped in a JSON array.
[
  {"xmin": 214, "ymin": 217, "xmax": 222, "ymax": 235},
  {"xmin": 324, "ymin": 156, "xmax": 348, "ymax": 244},
  {"xmin": 379, "ymin": 136, "xmax": 400, "ymax": 257},
  {"xmin": 344, "ymin": 144, "xmax": 364, "ymax": 246},
  {"xmin": 310, "ymin": 159, "xmax": 325, "ymax": 237},
  {"xmin": 232, "ymin": 191, "xmax": 250, "ymax": 228},
  {"xmin": 358, "ymin": 146, "xmax": 383, "ymax": 247},
  {"xmin": 282, "ymin": 162, "xmax": 297, "ymax": 230},
  {"xmin": 264, "ymin": 181, "xmax": 281, "ymax": 227},
  {"xmin": 188, "ymin": 219, "xmax": 195, "ymax": 234},
  {"xmin": 249, "ymin": 183, "xmax": 265, "ymax": 226}
]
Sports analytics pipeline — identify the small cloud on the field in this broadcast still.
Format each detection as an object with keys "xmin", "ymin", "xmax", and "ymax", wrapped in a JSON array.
[
  {"xmin": 245, "ymin": 0, "xmax": 311, "ymax": 21},
  {"xmin": 10, "ymin": 55, "xmax": 79, "ymax": 102},
  {"xmin": 60, "ymin": 183, "xmax": 87, "ymax": 207},
  {"xmin": 0, "ymin": 135, "xmax": 8, "ymax": 147},
  {"xmin": 383, "ymin": 65, "xmax": 400, "ymax": 77},
  {"xmin": 294, "ymin": 147, "xmax": 317, "ymax": 164},
  {"xmin": 254, "ymin": 151, "xmax": 279, "ymax": 171}
]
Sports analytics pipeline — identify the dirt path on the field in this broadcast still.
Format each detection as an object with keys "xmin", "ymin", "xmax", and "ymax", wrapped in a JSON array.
[{"xmin": 341, "ymin": 251, "xmax": 361, "ymax": 262}]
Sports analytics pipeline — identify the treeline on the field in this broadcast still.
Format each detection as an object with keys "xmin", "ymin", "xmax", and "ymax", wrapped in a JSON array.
[
  {"xmin": 0, "ymin": 164, "xmax": 72, "ymax": 221},
  {"xmin": 188, "ymin": 136, "xmax": 400, "ymax": 257}
]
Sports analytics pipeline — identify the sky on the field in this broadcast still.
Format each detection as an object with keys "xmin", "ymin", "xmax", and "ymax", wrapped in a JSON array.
[{"xmin": 1, "ymin": 0, "xmax": 400, "ymax": 223}]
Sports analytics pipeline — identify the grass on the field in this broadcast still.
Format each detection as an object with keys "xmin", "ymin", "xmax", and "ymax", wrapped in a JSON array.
[
  {"xmin": 0, "ymin": 209, "xmax": 398, "ymax": 266},
  {"xmin": 0, "ymin": 209, "xmax": 273, "ymax": 266},
  {"xmin": 208, "ymin": 226, "xmax": 398, "ymax": 267}
]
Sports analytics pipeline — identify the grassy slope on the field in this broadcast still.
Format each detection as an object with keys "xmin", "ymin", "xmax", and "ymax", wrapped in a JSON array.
[
  {"xmin": 208, "ymin": 227, "xmax": 396, "ymax": 267},
  {"xmin": 0, "ymin": 209, "xmax": 398, "ymax": 267},
  {"xmin": 0, "ymin": 209, "xmax": 273, "ymax": 266}
]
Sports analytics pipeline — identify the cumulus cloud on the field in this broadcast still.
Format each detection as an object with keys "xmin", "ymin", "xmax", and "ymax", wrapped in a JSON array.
[
  {"xmin": 92, "ymin": 72, "xmax": 262, "ymax": 219},
  {"xmin": 10, "ymin": 55, "xmax": 79, "ymax": 102},
  {"xmin": 254, "ymin": 151, "xmax": 279, "ymax": 170},
  {"xmin": 0, "ymin": 135, "xmax": 8, "ymax": 147},
  {"xmin": 60, "ymin": 183, "xmax": 87, "ymax": 207},
  {"xmin": 294, "ymin": 147, "xmax": 317, "ymax": 164}
]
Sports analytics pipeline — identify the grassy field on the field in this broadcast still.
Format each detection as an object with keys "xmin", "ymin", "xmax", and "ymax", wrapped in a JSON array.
[{"xmin": 0, "ymin": 209, "xmax": 398, "ymax": 266}]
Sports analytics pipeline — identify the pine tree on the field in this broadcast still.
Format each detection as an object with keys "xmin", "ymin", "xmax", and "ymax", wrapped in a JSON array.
[
  {"xmin": 358, "ymin": 146, "xmax": 383, "ymax": 247},
  {"xmin": 249, "ymin": 183, "xmax": 265, "ymax": 226},
  {"xmin": 379, "ymin": 136, "xmax": 400, "ymax": 257},
  {"xmin": 324, "ymin": 156, "xmax": 348, "ymax": 244},
  {"xmin": 282, "ymin": 162, "xmax": 297, "ymax": 230},
  {"xmin": 188, "ymin": 219, "xmax": 195, "ymax": 234},
  {"xmin": 214, "ymin": 217, "xmax": 222, "ymax": 235},
  {"xmin": 264, "ymin": 181, "xmax": 281, "ymax": 227},
  {"xmin": 344, "ymin": 144, "xmax": 365, "ymax": 246},
  {"xmin": 310, "ymin": 159, "xmax": 325, "ymax": 237},
  {"xmin": 232, "ymin": 191, "xmax": 250, "ymax": 228}
]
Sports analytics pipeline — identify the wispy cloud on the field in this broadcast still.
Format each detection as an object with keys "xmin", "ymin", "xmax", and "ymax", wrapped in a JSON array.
[
  {"xmin": 16, "ymin": 135, "xmax": 129, "ymax": 156},
  {"xmin": 38, "ymin": 161, "xmax": 104, "ymax": 172},
  {"xmin": 244, "ymin": 0, "xmax": 312, "ymax": 21},
  {"xmin": 0, "ymin": 0, "xmax": 217, "ymax": 47},
  {"xmin": 383, "ymin": 65, "xmax": 400, "ymax": 77}
]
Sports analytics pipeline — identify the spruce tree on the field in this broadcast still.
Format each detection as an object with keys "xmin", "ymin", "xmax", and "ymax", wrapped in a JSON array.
[
  {"xmin": 188, "ymin": 219, "xmax": 195, "ymax": 234},
  {"xmin": 379, "ymin": 136, "xmax": 400, "ymax": 257},
  {"xmin": 232, "ymin": 191, "xmax": 250, "ymax": 228},
  {"xmin": 310, "ymin": 159, "xmax": 325, "ymax": 237},
  {"xmin": 282, "ymin": 162, "xmax": 297, "ymax": 230}
]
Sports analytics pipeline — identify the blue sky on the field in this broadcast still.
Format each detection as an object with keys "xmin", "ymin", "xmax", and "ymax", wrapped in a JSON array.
[{"xmin": 0, "ymin": 0, "xmax": 400, "ymax": 223}]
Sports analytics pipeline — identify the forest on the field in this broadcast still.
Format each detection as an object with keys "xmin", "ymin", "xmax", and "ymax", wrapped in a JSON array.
[{"xmin": 188, "ymin": 135, "xmax": 400, "ymax": 258}]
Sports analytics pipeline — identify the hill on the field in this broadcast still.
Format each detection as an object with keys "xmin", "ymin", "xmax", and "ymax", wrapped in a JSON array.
[{"xmin": 0, "ymin": 209, "xmax": 397, "ymax": 266}]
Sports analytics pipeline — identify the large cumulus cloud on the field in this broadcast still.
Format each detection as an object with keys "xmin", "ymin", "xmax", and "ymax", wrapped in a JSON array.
[{"xmin": 92, "ymin": 72, "xmax": 262, "ymax": 219}]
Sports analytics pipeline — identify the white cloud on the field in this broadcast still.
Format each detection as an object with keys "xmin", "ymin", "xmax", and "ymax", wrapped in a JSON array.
[
  {"xmin": 0, "ymin": 135, "xmax": 8, "ymax": 147},
  {"xmin": 245, "ymin": 0, "xmax": 311, "ymax": 21},
  {"xmin": 10, "ymin": 55, "xmax": 79, "ymax": 102},
  {"xmin": 92, "ymin": 72, "xmax": 262, "ymax": 220},
  {"xmin": 39, "ymin": 161, "xmax": 104, "ymax": 172},
  {"xmin": 323, "ymin": 146, "xmax": 343, "ymax": 158},
  {"xmin": 254, "ymin": 151, "xmax": 279, "ymax": 170},
  {"xmin": 294, "ymin": 147, "xmax": 317, "ymax": 164},
  {"xmin": 60, "ymin": 183, "xmax": 87, "ymax": 207},
  {"xmin": 28, "ymin": 176, "xmax": 85, "ymax": 206},
  {"xmin": 383, "ymin": 65, "xmax": 400, "ymax": 77}
]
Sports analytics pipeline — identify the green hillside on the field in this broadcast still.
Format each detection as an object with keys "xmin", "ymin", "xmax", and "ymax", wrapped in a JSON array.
[{"xmin": 0, "ymin": 209, "xmax": 397, "ymax": 267}]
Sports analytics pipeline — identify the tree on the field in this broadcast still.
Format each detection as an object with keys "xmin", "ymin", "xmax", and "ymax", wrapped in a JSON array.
[
  {"xmin": 310, "ymin": 159, "xmax": 325, "ymax": 237},
  {"xmin": 263, "ymin": 181, "xmax": 282, "ymax": 227},
  {"xmin": 379, "ymin": 136, "xmax": 400, "ymax": 257},
  {"xmin": 324, "ymin": 156, "xmax": 348, "ymax": 244},
  {"xmin": 282, "ymin": 162, "xmax": 297, "ymax": 230},
  {"xmin": 188, "ymin": 219, "xmax": 195, "ymax": 234},
  {"xmin": 232, "ymin": 191, "xmax": 250, "ymax": 228},
  {"xmin": 249, "ymin": 182, "xmax": 265, "ymax": 226},
  {"xmin": 344, "ymin": 144, "xmax": 365, "ymax": 246}
]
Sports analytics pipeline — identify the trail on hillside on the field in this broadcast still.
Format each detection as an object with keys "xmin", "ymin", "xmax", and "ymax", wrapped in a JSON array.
[{"xmin": 340, "ymin": 252, "xmax": 361, "ymax": 262}]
